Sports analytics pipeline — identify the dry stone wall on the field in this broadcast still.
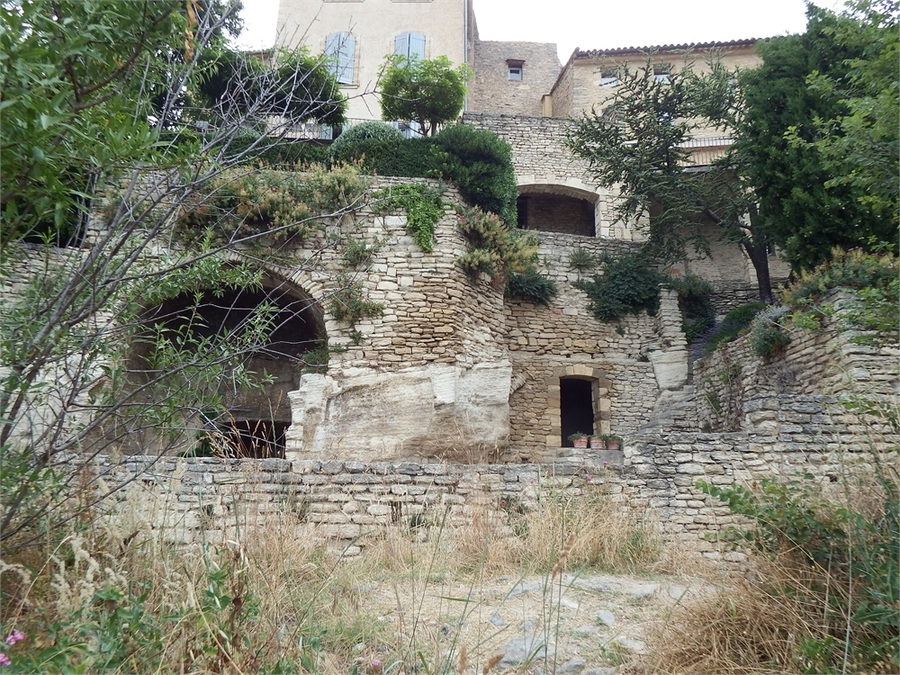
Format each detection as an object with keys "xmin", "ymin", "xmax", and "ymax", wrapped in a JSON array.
[
  {"xmin": 695, "ymin": 290, "xmax": 899, "ymax": 432},
  {"xmin": 92, "ymin": 385, "xmax": 900, "ymax": 565}
]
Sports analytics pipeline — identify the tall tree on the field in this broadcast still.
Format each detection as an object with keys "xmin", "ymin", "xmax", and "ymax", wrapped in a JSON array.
[
  {"xmin": 734, "ymin": 1, "xmax": 897, "ymax": 272},
  {"xmin": 567, "ymin": 61, "xmax": 775, "ymax": 302},
  {"xmin": 379, "ymin": 55, "xmax": 470, "ymax": 137}
]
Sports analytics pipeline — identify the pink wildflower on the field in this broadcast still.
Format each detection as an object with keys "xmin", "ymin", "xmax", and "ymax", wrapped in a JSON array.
[
  {"xmin": 5, "ymin": 632, "xmax": 23, "ymax": 646},
  {"xmin": 370, "ymin": 658, "xmax": 383, "ymax": 672},
  {"xmin": 0, "ymin": 653, "xmax": 10, "ymax": 667}
]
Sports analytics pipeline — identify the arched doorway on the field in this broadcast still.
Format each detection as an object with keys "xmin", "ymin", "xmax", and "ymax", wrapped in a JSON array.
[
  {"xmin": 130, "ymin": 276, "xmax": 325, "ymax": 458},
  {"xmin": 517, "ymin": 184, "xmax": 598, "ymax": 237}
]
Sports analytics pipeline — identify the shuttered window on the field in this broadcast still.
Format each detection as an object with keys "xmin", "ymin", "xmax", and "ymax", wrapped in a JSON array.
[
  {"xmin": 325, "ymin": 32, "xmax": 356, "ymax": 84},
  {"xmin": 394, "ymin": 31, "xmax": 425, "ymax": 60}
]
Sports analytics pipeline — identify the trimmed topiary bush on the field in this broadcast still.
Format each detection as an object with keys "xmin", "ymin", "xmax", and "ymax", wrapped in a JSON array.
[{"xmin": 327, "ymin": 121, "xmax": 405, "ymax": 171}]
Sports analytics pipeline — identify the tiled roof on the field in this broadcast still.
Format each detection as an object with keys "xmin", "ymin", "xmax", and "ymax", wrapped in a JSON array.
[{"xmin": 574, "ymin": 38, "xmax": 761, "ymax": 59}]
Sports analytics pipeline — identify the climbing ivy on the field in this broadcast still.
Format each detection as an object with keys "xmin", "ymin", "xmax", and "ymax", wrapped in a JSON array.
[{"xmin": 371, "ymin": 183, "xmax": 446, "ymax": 253}]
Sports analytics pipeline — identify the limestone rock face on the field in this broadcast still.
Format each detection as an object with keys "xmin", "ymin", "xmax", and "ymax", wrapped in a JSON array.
[{"xmin": 286, "ymin": 361, "xmax": 512, "ymax": 461}]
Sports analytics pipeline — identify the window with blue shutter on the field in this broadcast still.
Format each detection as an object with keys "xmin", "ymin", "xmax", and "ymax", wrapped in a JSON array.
[
  {"xmin": 325, "ymin": 32, "xmax": 355, "ymax": 84},
  {"xmin": 394, "ymin": 31, "xmax": 425, "ymax": 60}
]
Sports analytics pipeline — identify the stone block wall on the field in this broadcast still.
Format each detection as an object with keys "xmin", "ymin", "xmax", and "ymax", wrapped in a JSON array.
[
  {"xmin": 625, "ymin": 394, "xmax": 900, "ymax": 562},
  {"xmin": 470, "ymin": 40, "xmax": 561, "ymax": 117},
  {"xmin": 695, "ymin": 290, "xmax": 899, "ymax": 432},
  {"xmin": 502, "ymin": 233, "xmax": 684, "ymax": 457},
  {"xmin": 92, "ymin": 388, "xmax": 900, "ymax": 564}
]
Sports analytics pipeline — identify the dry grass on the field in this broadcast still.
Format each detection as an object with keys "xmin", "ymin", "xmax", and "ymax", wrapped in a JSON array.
[{"xmin": 0, "ymin": 477, "xmax": 665, "ymax": 673}]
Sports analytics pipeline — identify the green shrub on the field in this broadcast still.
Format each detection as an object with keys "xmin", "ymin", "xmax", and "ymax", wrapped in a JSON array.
[
  {"xmin": 371, "ymin": 183, "xmax": 445, "ymax": 252},
  {"xmin": 700, "ymin": 466, "xmax": 900, "ymax": 674},
  {"xmin": 703, "ymin": 301, "xmax": 768, "ymax": 354},
  {"xmin": 176, "ymin": 164, "xmax": 367, "ymax": 244},
  {"xmin": 456, "ymin": 206, "xmax": 538, "ymax": 281},
  {"xmin": 330, "ymin": 275, "xmax": 384, "ymax": 324},
  {"xmin": 220, "ymin": 134, "xmax": 329, "ymax": 168},
  {"xmin": 574, "ymin": 251, "xmax": 663, "ymax": 321},
  {"xmin": 568, "ymin": 247, "xmax": 595, "ymax": 271},
  {"xmin": 327, "ymin": 121, "xmax": 405, "ymax": 169},
  {"xmin": 668, "ymin": 274, "xmax": 715, "ymax": 342},
  {"xmin": 748, "ymin": 305, "xmax": 792, "ymax": 358},
  {"xmin": 505, "ymin": 270, "xmax": 558, "ymax": 305},
  {"xmin": 782, "ymin": 247, "xmax": 899, "ymax": 306},
  {"xmin": 431, "ymin": 124, "xmax": 518, "ymax": 225}
]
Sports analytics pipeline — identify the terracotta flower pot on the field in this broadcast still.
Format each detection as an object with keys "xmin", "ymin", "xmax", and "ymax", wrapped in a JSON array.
[
  {"xmin": 589, "ymin": 436, "xmax": 605, "ymax": 450},
  {"xmin": 572, "ymin": 437, "xmax": 588, "ymax": 449}
]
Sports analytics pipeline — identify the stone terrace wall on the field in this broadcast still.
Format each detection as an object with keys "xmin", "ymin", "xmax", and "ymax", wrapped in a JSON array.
[
  {"xmin": 94, "ymin": 455, "xmax": 610, "ymax": 555},
  {"xmin": 93, "ymin": 388, "xmax": 900, "ymax": 564},
  {"xmin": 625, "ymin": 394, "xmax": 900, "ymax": 562},
  {"xmin": 503, "ymin": 232, "xmax": 665, "ymax": 457},
  {"xmin": 695, "ymin": 290, "xmax": 899, "ymax": 432}
]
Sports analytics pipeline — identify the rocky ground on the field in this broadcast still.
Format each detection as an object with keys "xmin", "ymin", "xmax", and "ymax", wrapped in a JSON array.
[{"xmin": 362, "ymin": 571, "xmax": 717, "ymax": 674}]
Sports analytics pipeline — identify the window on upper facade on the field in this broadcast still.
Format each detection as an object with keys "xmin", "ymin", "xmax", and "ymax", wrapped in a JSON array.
[
  {"xmin": 324, "ymin": 32, "xmax": 356, "ymax": 84},
  {"xmin": 654, "ymin": 67, "xmax": 671, "ymax": 84},
  {"xmin": 507, "ymin": 59, "xmax": 524, "ymax": 81},
  {"xmin": 394, "ymin": 31, "xmax": 426, "ymax": 60},
  {"xmin": 599, "ymin": 69, "xmax": 619, "ymax": 87}
]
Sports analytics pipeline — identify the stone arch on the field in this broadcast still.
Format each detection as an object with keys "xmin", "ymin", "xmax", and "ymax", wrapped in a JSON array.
[
  {"xmin": 546, "ymin": 365, "xmax": 611, "ymax": 448},
  {"xmin": 516, "ymin": 182, "xmax": 599, "ymax": 236},
  {"xmin": 130, "ymin": 268, "xmax": 326, "ymax": 458}
]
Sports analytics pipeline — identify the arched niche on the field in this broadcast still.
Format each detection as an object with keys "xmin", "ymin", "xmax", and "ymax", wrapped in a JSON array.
[
  {"xmin": 516, "ymin": 183, "xmax": 599, "ymax": 237},
  {"xmin": 130, "ymin": 273, "xmax": 325, "ymax": 458}
]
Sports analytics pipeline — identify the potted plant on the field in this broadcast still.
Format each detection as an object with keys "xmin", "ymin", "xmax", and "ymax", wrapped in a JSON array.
[
  {"xmin": 567, "ymin": 432, "xmax": 590, "ymax": 449},
  {"xmin": 602, "ymin": 434, "xmax": 623, "ymax": 451},
  {"xmin": 589, "ymin": 435, "xmax": 605, "ymax": 450}
]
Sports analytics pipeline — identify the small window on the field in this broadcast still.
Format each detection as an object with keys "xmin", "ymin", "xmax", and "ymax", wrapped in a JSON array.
[
  {"xmin": 507, "ymin": 59, "xmax": 524, "ymax": 81},
  {"xmin": 654, "ymin": 68, "xmax": 671, "ymax": 84},
  {"xmin": 599, "ymin": 69, "xmax": 619, "ymax": 87},
  {"xmin": 395, "ymin": 31, "xmax": 426, "ymax": 60},
  {"xmin": 325, "ymin": 32, "xmax": 356, "ymax": 84}
]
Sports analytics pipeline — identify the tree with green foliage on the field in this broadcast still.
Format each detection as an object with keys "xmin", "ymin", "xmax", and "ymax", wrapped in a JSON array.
[
  {"xmin": 195, "ymin": 46, "xmax": 347, "ymax": 127},
  {"xmin": 568, "ymin": 61, "xmax": 776, "ymax": 302},
  {"xmin": 733, "ymin": 1, "xmax": 897, "ymax": 272},
  {"xmin": 0, "ymin": 0, "xmax": 357, "ymax": 549},
  {"xmin": 379, "ymin": 55, "xmax": 470, "ymax": 137}
]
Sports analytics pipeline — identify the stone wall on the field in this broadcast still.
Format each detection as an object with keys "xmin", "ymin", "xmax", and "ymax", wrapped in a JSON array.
[
  {"xmin": 93, "ymin": 386, "xmax": 900, "ymax": 564},
  {"xmin": 470, "ymin": 40, "xmax": 560, "ymax": 117},
  {"xmin": 695, "ymin": 290, "xmax": 899, "ymax": 432},
  {"xmin": 625, "ymin": 394, "xmax": 900, "ymax": 562},
  {"xmin": 282, "ymin": 179, "xmax": 514, "ymax": 461}
]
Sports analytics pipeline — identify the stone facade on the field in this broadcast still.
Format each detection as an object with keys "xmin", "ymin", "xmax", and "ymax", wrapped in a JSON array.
[
  {"xmin": 275, "ymin": 0, "xmax": 476, "ymax": 121},
  {"xmin": 469, "ymin": 40, "xmax": 561, "ymax": 117}
]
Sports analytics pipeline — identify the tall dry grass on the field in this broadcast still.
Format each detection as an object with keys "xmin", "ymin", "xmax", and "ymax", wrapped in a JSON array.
[{"xmin": 0, "ymin": 474, "xmax": 663, "ymax": 673}]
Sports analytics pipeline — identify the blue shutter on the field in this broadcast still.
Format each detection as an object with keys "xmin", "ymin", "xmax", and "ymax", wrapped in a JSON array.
[
  {"xmin": 394, "ymin": 32, "xmax": 409, "ymax": 58},
  {"xmin": 408, "ymin": 32, "xmax": 425, "ymax": 60},
  {"xmin": 394, "ymin": 31, "xmax": 425, "ymax": 60},
  {"xmin": 338, "ymin": 33, "xmax": 355, "ymax": 84},
  {"xmin": 325, "ymin": 32, "xmax": 355, "ymax": 84}
]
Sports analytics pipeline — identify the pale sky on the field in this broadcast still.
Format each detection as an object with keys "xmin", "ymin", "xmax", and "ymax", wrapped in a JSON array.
[{"xmin": 236, "ymin": 0, "xmax": 846, "ymax": 61}]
